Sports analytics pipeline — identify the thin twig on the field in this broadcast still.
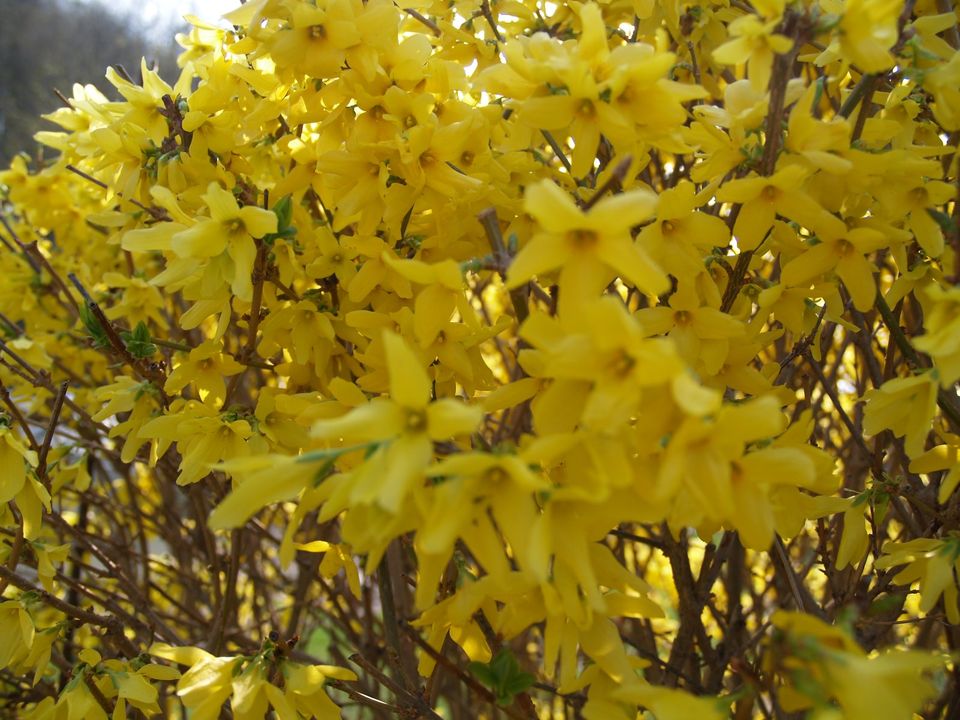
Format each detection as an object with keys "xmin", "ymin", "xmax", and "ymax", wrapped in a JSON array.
[
  {"xmin": 65, "ymin": 164, "xmax": 169, "ymax": 221},
  {"xmin": 478, "ymin": 208, "xmax": 529, "ymax": 323},
  {"xmin": 582, "ymin": 154, "xmax": 632, "ymax": 210},
  {"xmin": 36, "ymin": 380, "xmax": 70, "ymax": 487},
  {"xmin": 540, "ymin": 130, "xmax": 573, "ymax": 174},
  {"xmin": 404, "ymin": 7, "xmax": 441, "ymax": 35}
]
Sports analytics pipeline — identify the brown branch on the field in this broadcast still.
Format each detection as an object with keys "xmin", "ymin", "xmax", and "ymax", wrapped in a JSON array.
[
  {"xmin": 65, "ymin": 164, "xmax": 169, "ymax": 221},
  {"xmin": 27, "ymin": 241, "xmax": 82, "ymax": 318},
  {"xmin": 0, "ymin": 564, "xmax": 138, "ymax": 656},
  {"xmin": 67, "ymin": 274, "xmax": 169, "ymax": 396},
  {"xmin": 400, "ymin": 622, "xmax": 534, "ymax": 720},
  {"xmin": 84, "ymin": 676, "xmax": 113, "ymax": 715},
  {"xmin": 480, "ymin": 0, "xmax": 504, "ymax": 42},
  {"xmin": 0, "ymin": 505, "xmax": 25, "ymax": 596},
  {"xmin": 36, "ymin": 380, "xmax": 69, "ymax": 487},
  {"xmin": 210, "ymin": 529, "xmax": 242, "ymax": 654},
  {"xmin": 581, "ymin": 154, "xmax": 632, "ymax": 210},
  {"xmin": 478, "ymin": 208, "xmax": 529, "ymax": 324},
  {"xmin": 404, "ymin": 7, "xmax": 441, "ymax": 36}
]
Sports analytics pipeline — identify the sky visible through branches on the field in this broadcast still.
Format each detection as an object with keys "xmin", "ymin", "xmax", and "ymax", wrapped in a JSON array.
[{"xmin": 76, "ymin": 0, "xmax": 238, "ymax": 38}]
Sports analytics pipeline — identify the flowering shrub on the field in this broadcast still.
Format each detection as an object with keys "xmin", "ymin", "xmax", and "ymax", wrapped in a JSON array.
[{"xmin": 1, "ymin": 0, "xmax": 959, "ymax": 717}]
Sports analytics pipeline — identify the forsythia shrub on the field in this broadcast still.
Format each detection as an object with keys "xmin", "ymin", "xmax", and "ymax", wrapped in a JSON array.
[{"xmin": 0, "ymin": 0, "xmax": 959, "ymax": 717}]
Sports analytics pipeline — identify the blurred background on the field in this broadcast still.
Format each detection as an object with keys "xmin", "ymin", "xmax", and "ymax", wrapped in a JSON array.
[{"xmin": 0, "ymin": 0, "xmax": 236, "ymax": 165}]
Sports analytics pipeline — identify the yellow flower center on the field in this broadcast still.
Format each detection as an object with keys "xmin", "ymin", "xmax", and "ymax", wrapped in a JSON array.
[
  {"xmin": 577, "ymin": 99, "xmax": 596, "ymax": 118},
  {"xmin": 730, "ymin": 460, "xmax": 744, "ymax": 484},
  {"xmin": 661, "ymin": 219, "xmax": 676, "ymax": 235},
  {"xmin": 674, "ymin": 310, "xmax": 692, "ymax": 326},
  {"xmin": 761, "ymin": 185, "xmax": 779, "ymax": 202},
  {"xmin": 460, "ymin": 150, "xmax": 475, "ymax": 167},
  {"xmin": 405, "ymin": 408, "xmax": 428, "ymax": 433},
  {"xmin": 568, "ymin": 228, "xmax": 599, "ymax": 249},
  {"xmin": 309, "ymin": 25, "xmax": 327, "ymax": 40},
  {"xmin": 606, "ymin": 349, "xmax": 635, "ymax": 378},
  {"xmin": 835, "ymin": 238, "xmax": 855, "ymax": 257},
  {"xmin": 484, "ymin": 466, "xmax": 508, "ymax": 487},
  {"xmin": 404, "ymin": 115, "xmax": 417, "ymax": 129},
  {"xmin": 224, "ymin": 218, "xmax": 246, "ymax": 235}
]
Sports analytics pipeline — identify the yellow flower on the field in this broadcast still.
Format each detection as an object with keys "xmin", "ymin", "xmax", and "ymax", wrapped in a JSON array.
[
  {"xmin": 0, "ymin": 600, "xmax": 35, "ymax": 671},
  {"xmin": 169, "ymin": 183, "xmax": 278, "ymax": 301},
  {"xmin": 150, "ymin": 644, "xmax": 239, "ymax": 720},
  {"xmin": 415, "ymin": 450, "xmax": 546, "ymax": 607},
  {"xmin": 614, "ymin": 682, "xmax": 724, "ymax": 720},
  {"xmin": 877, "ymin": 179, "xmax": 954, "ymax": 258},
  {"xmin": 909, "ymin": 438, "xmax": 960, "ymax": 503},
  {"xmin": 769, "ymin": 611, "xmax": 946, "ymax": 717},
  {"xmin": 305, "ymin": 227, "xmax": 359, "ymax": 287},
  {"xmin": 636, "ymin": 180, "xmax": 731, "ymax": 280},
  {"xmin": 658, "ymin": 395, "xmax": 816, "ymax": 549},
  {"xmin": 282, "ymin": 661, "xmax": 359, "ymax": 719},
  {"xmin": 92, "ymin": 376, "xmax": 162, "ymax": 463},
  {"xmin": 925, "ymin": 52, "xmax": 960, "ymax": 130},
  {"xmin": 861, "ymin": 372, "xmax": 938, "ymax": 458},
  {"xmin": 636, "ymin": 280, "xmax": 745, "ymax": 375},
  {"xmin": 101, "ymin": 272, "xmax": 167, "ymax": 328},
  {"xmin": 0, "ymin": 424, "xmax": 47, "ymax": 540},
  {"xmin": 506, "ymin": 179, "xmax": 665, "ymax": 315},
  {"xmin": 717, "ymin": 165, "xmax": 844, "ymax": 251},
  {"xmin": 875, "ymin": 536, "xmax": 960, "ymax": 624},
  {"xmin": 780, "ymin": 223, "xmax": 887, "ymax": 311},
  {"xmin": 912, "ymin": 282, "xmax": 960, "ymax": 378},
  {"xmin": 264, "ymin": 0, "xmax": 362, "ymax": 79},
  {"xmin": 208, "ymin": 454, "xmax": 323, "ymax": 530},
  {"xmin": 817, "ymin": 0, "xmax": 904, "ymax": 73},
  {"xmin": 257, "ymin": 300, "xmax": 335, "ymax": 374},
  {"xmin": 0, "ymin": 424, "xmax": 38, "ymax": 510},
  {"xmin": 253, "ymin": 387, "xmax": 312, "ymax": 451},
  {"xmin": 835, "ymin": 500, "xmax": 870, "ymax": 570},
  {"xmin": 139, "ymin": 401, "xmax": 253, "ymax": 485},
  {"xmin": 312, "ymin": 331, "xmax": 481, "ymax": 512},
  {"xmin": 164, "ymin": 340, "xmax": 245, "ymax": 406},
  {"xmin": 712, "ymin": 15, "xmax": 793, "ymax": 92}
]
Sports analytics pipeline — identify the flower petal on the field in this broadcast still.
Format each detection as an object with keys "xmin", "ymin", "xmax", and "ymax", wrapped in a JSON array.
[
  {"xmin": 523, "ymin": 180, "xmax": 585, "ymax": 234},
  {"xmin": 171, "ymin": 220, "xmax": 226, "ymax": 258},
  {"xmin": 426, "ymin": 399, "xmax": 482, "ymax": 440},
  {"xmin": 505, "ymin": 234, "xmax": 569, "ymax": 289},
  {"xmin": 384, "ymin": 331, "xmax": 431, "ymax": 409},
  {"xmin": 596, "ymin": 237, "xmax": 669, "ymax": 296},
  {"xmin": 203, "ymin": 182, "xmax": 240, "ymax": 222},
  {"xmin": 239, "ymin": 206, "xmax": 279, "ymax": 238}
]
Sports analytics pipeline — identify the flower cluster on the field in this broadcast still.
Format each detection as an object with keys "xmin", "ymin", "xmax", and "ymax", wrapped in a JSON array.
[{"xmin": 1, "ymin": 0, "xmax": 959, "ymax": 717}]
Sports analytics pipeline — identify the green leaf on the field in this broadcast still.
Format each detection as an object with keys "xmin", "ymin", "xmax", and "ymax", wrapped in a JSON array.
[
  {"xmin": 296, "ymin": 442, "xmax": 379, "ymax": 465},
  {"xmin": 304, "ymin": 626, "xmax": 331, "ymax": 658},
  {"xmin": 119, "ymin": 321, "xmax": 157, "ymax": 359},
  {"xmin": 79, "ymin": 304, "xmax": 110, "ymax": 350},
  {"xmin": 503, "ymin": 671, "xmax": 535, "ymax": 696},
  {"xmin": 468, "ymin": 661, "xmax": 497, "ymax": 688},
  {"xmin": 468, "ymin": 649, "xmax": 534, "ymax": 706},
  {"xmin": 927, "ymin": 209, "xmax": 957, "ymax": 237},
  {"xmin": 273, "ymin": 194, "xmax": 293, "ymax": 231}
]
